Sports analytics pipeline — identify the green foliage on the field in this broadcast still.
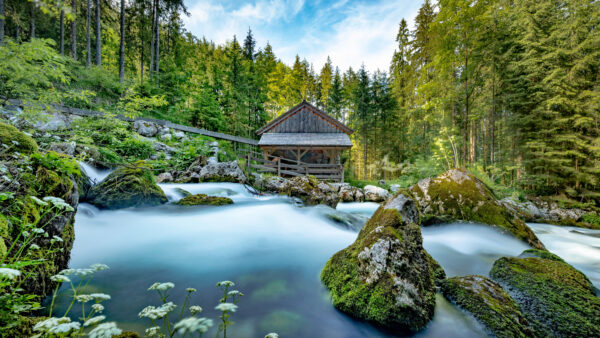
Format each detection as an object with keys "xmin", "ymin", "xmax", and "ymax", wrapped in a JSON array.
[
  {"xmin": 581, "ymin": 213, "xmax": 600, "ymax": 228},
  {"xmin": 30, "ymin": 151, "xmax": 80, "ymax": 177},
  {"xmin": 115, "ymin": 138, "xmax": 154, "ymax": 160}
]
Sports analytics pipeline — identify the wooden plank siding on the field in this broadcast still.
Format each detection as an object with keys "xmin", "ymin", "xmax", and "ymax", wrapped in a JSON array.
[{"xmin": 269, "ymin": 106, "xmax": 341, "ymax": 133}]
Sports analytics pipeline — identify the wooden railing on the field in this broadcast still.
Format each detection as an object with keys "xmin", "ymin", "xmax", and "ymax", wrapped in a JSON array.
[{"xmin": 238, "ymin": 150, "xmax": 344, "ymax": 182}]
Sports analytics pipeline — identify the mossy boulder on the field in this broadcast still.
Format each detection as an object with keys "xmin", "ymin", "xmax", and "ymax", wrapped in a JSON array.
[
  {"xmin": 0, "ymin": 122, "xmax": 38, "ymax": 154},
  {"xmin": 490, "ymin": 249, "xmax": 600, "ymax": 337},
  {"xmin": 88, "ymin": 161, "xmax": 167, "ymax": 209},
  {"xmin": 320, "ymin": 194, "xmax": 436, "ymax": 332},
  {"xmin": 281, "ymin": 176, "xmax": 339, "ymax": 208},
  {"xmin": 441, "ymin": 275, "xmax": 533, "ymax": 337},
  {"xmin": 409, "ymin": 169, "xmax": 544, "ymax": 250},
  {"xmin": 175, "ymin": 193, "xmax": 233, "ymax": 206}
]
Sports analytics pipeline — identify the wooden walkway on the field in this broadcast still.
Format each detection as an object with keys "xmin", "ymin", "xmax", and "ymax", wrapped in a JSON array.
[
  {"xmin": 239, "ymin": 149, "xmax": 344, "ymax": 182},
  {"xmin": 5, "ymin": 99, "xmax": 258, "ymax": 145}
]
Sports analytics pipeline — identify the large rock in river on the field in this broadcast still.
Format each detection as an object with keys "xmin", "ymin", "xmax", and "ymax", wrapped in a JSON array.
[
  {"xmin": 409, "ymin": 169, "xmax": 544, "ymax": 249},
  {"xmin": 282, "ymin": 176, "xmax": 339, "ymax": 208},
  {"xmin": 441, "ymin": 275, "xmax": 533, "ymax": 337},
  {"xmin": 490, "ymin": 249, "xmax": 600, "ymax": 337},
  {"xmin": 364, "ymin": 185, "xmax": 390, "ymax": 202},
  {"xmin": 320, "ymin": 193, "xmax": 436, "ymax": 332},
  {"xmin": 88, "ymin": 161, "xmax": 167, "ymax": 209}
]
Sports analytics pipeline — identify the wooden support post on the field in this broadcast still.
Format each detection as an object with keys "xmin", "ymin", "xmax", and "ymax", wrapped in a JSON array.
[
  {"xmin": 277, "ymin": 160, "xmax": 281, "ymax": 177},
  {"xmin": 340, "ymin": 164, "xmax": 344, "ymax": 183},
  {"xmin": 247, "ymin": 152, "xmax": 251, "ymax": 177}
]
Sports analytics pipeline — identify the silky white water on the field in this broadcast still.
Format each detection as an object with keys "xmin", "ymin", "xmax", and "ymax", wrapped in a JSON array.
[{"xmin": 49, "ymin": 182, "xmax": 599, "ymax": 337}]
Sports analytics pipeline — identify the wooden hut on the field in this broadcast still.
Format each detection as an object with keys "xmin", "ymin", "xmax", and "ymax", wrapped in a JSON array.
[{"xmin": 251, "ymin": 101, "xmax": 353, "ymax": 181}]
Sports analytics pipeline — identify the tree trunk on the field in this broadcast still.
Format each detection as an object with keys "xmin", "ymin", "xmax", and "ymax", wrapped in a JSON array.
[
  {"xmin": 86, "ymin": 0, "xmax": 91, "ymax": 67},
  {"xmin": 0, "ymin": 0, "xmax": 4, "ymax": 44},
  {"xmin": 60, "ymin": 10, "xmax": 65, "ymax": 55},
  {"xmin": 119, "ymin": 0, "xmax": 125, "ymax": 82},
  {"xmin": 71, "ymin": 0, "xmax": 77, "ymax": 60},
  {"xmin": 30, "ymin": 2, "xmax": 35, "ymax": 39},
  {"xmin": 154, "ymin": 0, "xmax": 160, "ymax": 83},
  {"xmin": 150, "ymin": 0, "xmax": 156, "ymax": 79},
  {"xmin": 464, "ymin": 45, "xmax": 469, "ymax": 165},
  {"xmin": 95, "ymin": 0, "xmax": 101, "ymax": 66}
]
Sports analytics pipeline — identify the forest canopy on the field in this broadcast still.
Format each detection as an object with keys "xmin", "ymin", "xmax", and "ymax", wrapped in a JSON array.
[{"xmin": 0, "ymin": 0, "xmax": 598, "ymax": 205}]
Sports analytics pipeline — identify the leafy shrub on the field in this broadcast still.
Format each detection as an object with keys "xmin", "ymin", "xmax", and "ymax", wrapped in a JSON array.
[
  {"xmin": 115, "ymin": 138, "xmax": 154, "ymax": 160},
  {"xmin": 30, "ymin": 151, "xmax": 80, "ymax": 177},
  {"xmin": 581, "ymin": 213, "xmax": 600, "ymax": 228}
]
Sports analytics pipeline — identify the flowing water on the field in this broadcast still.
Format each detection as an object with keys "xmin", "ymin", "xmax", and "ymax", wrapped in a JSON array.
[{"xmin": 49, "ymin": 182, "xmax": 600, "ymax": 337}]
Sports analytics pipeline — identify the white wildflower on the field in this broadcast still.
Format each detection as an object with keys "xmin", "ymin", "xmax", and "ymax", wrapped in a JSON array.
[
  {"xmin": 139, "ymin": 302, "xmax": 176, "ymax": 320},
  {"xmin": 265, "ymin": 334, "xmax": 279, "ymax": 338},
  {"xmin": 88, "ymin": 322, "xmax": 122, "ymax": 338},
  {"xmin": 84, "ymin": 315, "xmax": 106, "ymax": 327},
  {"xmin": 186, "ymin": 287, "xmax": 196, "ymax": 293},
  {"xmin": 50, "ymin": 274, "xmax": 71, "ymax": 283},
  {"xmin": 29, "ymin": 244, "xmax": 40, "ymax": 250},
  {"xmin": 75, "ymin": 268, "xmax": 94, "ymax": 277},
  {"xmin": 174, "ymin": 317, "xmax": 213, "ymax": 335},
  {"xmin": 189, "ymin": 305, "xmax": 202, "ymax": 314},
  {"xmin": 227, "ymin": 290, "xmax": 243, "ymax": 297},
  {"xmin": 215, "ymin": 303, "xmax": 237, "ymax": 313},
  {"xmin": 75, "ymin": 294, "xmax": 94, "ymax": 303},
  {"xmin": 92, "ymin": 304, "xmax": 104, "ymax": 313},
  {"xmin": 0, "ymin": 268, "xmax": 21, "ymax": 280},
  {"xmin": 90, "ymin": 263, "xmax": 109, "ymax": 271},
  {"xmin": 216, "ymin": 280, "xmax": 234, "ymax": 288},
  {"xmin": 59, "ymin": 268, "xmax": 75, "ymax": 275},
  {"xmin": 11, "ymin": 140, "xmax": 19, "ymax": 146},
  {"xmin": 90, "ymin": 293, "xmax": 111, "ymax": 301},
  {"xmin": 43, "ymin": 196, "xmax": 74, "ymax": 211},
  {"xmin": 148, "ymin": 282, "xmax": 174, "ymax": 291},
  {"xmin": 144, "ymin": 326, "xmax": 162, "ymax": 337},
  {"xmin": 48, "ymin": 322, "xmax": 80, "ymax": 334},
  {"xmin": 33, "ymin": 317, "xmax": 71, "ymax": 332},
  {"xmin": 22, "ymin": 230, "xmax": 30, "ymax": 238},
  {"xmin": 31, "ymin": 228, "xmax": 45, "ymax": 234},
  {"xmin": 29, "ymin": 196, "xmax": 48, "ymax": 206},
  {"xmin": 51, "ymin": 235, "xmax": 63, "ymax": 243}
]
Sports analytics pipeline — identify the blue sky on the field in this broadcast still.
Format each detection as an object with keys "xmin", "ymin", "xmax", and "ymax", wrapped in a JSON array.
[{"xmin": 182, "ymin": 0, "xmax": 424, "ymax": 72}]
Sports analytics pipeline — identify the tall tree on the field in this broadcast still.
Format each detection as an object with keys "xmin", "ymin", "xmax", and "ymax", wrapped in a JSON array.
[
  {"xmin": 71, "ymin": 0, "xmax": 76, "ymax": 60},
  {"xmin": 243, "ymin": 27, "xmax": 255, "ymax": 61},
  {"xmin": 95, "ymin": 0, "xmax": 101, "ymax": 66},
  {"xmin": 29, "ymin": 1, "xmax": 35, "ymax": 39},
  {"xmin": 59, "ymin": 9, "xmax": 64, "ymax": 55},
  {"xmin": 318, "ymin": 56, "xmax": 333, "ymax": 110},
  {"xmin": 0, "ymin": 0, "xmax": 4, "ymax": 44},
  {"xmin": 86, "ymin": 0, "xmax": 91, "ymax": 67},
  {"xmin": 119, "ymin": 0, "xmax": 125, "ymax": 82},
  {"xmin": 352, "ymin": 66, "xmax": 372, "ymax": 179}
]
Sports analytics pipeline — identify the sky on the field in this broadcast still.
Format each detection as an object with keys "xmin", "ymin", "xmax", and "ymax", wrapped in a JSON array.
[{"xmin": 182, "ymin": 0, "xmax": 424, "ymax": 73}]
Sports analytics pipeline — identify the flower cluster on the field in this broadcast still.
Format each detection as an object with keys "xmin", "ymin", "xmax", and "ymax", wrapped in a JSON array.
[
  {"xmin": 215, "ymin": 303, "xmax": 238, "ymax": 313},
  {"xmin": 173, "ymin": 317, "xmax": 213, "ymax": 335},
  {"xmin": 148, "ymin": 282, "xmax": 175, "ymax": 291},
  {"xmin": 43, "ymin": 196, "xmax": 74, "ymax": 212},
  {"xmin": 0, "ymin": 268, "xmax": 21, "ymax": 280},
  {"xmin": 88, "ymin": 322, "xmax": 122, "ymax": 338},
  {"xmin": 139, "ymin": 302, "xmax": 177, "ymax": 320}
]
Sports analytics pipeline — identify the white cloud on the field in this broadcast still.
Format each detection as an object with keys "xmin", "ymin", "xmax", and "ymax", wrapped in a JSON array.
[{"xmin": 182, "ymin": 0, "xmax": 423, "ymax": 72}]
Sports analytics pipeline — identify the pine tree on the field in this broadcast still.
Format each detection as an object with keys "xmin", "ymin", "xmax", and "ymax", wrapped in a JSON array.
[
  {"xmin": 318, "ymin": 56, "xmax": 333, "ymax": 110},
  {"xmin": 243, "ymin": 27, "xmax": 255, "ymax": 61}
]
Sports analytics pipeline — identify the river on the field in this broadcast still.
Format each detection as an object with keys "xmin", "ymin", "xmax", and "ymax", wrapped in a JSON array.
[{"xmin": 49, "ymin": 180, "xmax": 600, "ymax": 337}]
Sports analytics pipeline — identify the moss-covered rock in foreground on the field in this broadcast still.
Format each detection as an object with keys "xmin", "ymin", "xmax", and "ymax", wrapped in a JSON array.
[
  {"xmin": 490, "ymin": 249, "xmax": 600, "ymax": 337},
  {"xmin": 320, "ymin": 193, "xmax": 436, "ymax": 332},
  {"xmin": 88, "ymin": 161, "xmax": 167, "ymax": 209},
  {"xmin": 441, "ymin": 275, "xmax": 533, "ymax": 337},
  {"xmin": 175, "ymin": 193, "xmax": 233, "ymax": 206},
  {"xmin": 409, "ymin": 169, "xmax": 544, "ymax": 250},
  {"xmin": 0, "ymin": 121, "xmax": 38, "ymax": 154}
]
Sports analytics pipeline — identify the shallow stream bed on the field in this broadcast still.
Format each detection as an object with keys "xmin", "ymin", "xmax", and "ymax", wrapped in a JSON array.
[{"xmin": 49, "ymin": 182, "xmax": 600, "ymax": 337}]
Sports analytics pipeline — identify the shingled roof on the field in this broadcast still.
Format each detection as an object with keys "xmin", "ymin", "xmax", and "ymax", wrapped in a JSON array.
[
  {"xmin": 258, "ymin": 133, "xmax": 353, "ymax": 147},
  {"xmin": 256, "ymin": 101, "xmax": 353, "ymax": 135}
]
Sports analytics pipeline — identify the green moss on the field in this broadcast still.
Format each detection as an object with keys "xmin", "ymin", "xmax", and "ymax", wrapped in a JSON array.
[
  {"xmin": 411, "ymin": 169, "xmax": 545, "ymax": 250},
  {"xmin": 320, "ymin": 205, "xmax": 436, "ymax": 331},
  {"xmin": 425, "ymin": 252, "xmax": 446, "ymax": 285},
  {"xmin": 490, "ymin": 252, "xmax": 600, "ymax": 337},
  {"xmin": 441, "ymin": 275, "xmax": 533, "ymax": 337},
  {"xmin": 114, "ymin": 331, "xmax": 141, "ymax": 338},
  {"xmin": 519, "ymin": 249, "xmax": 564, "ymax": 262},
  {"xmin": 581, "ymin": 213, "xmax": 600, "ymax": 229},
  {"xmin": 0, "ymin": 122, "xmax": 38, "ymax": 154},
  {"xmin": 174, "ymin": 194, "xmax": 233, "ymax": 206},
  {"xmin": 88, "ymin": 161, "xmax": 168, "ymax": 209},
  {"xmin": 2, "ymin": 316, "xmax": 45, "ymax": 337}
]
